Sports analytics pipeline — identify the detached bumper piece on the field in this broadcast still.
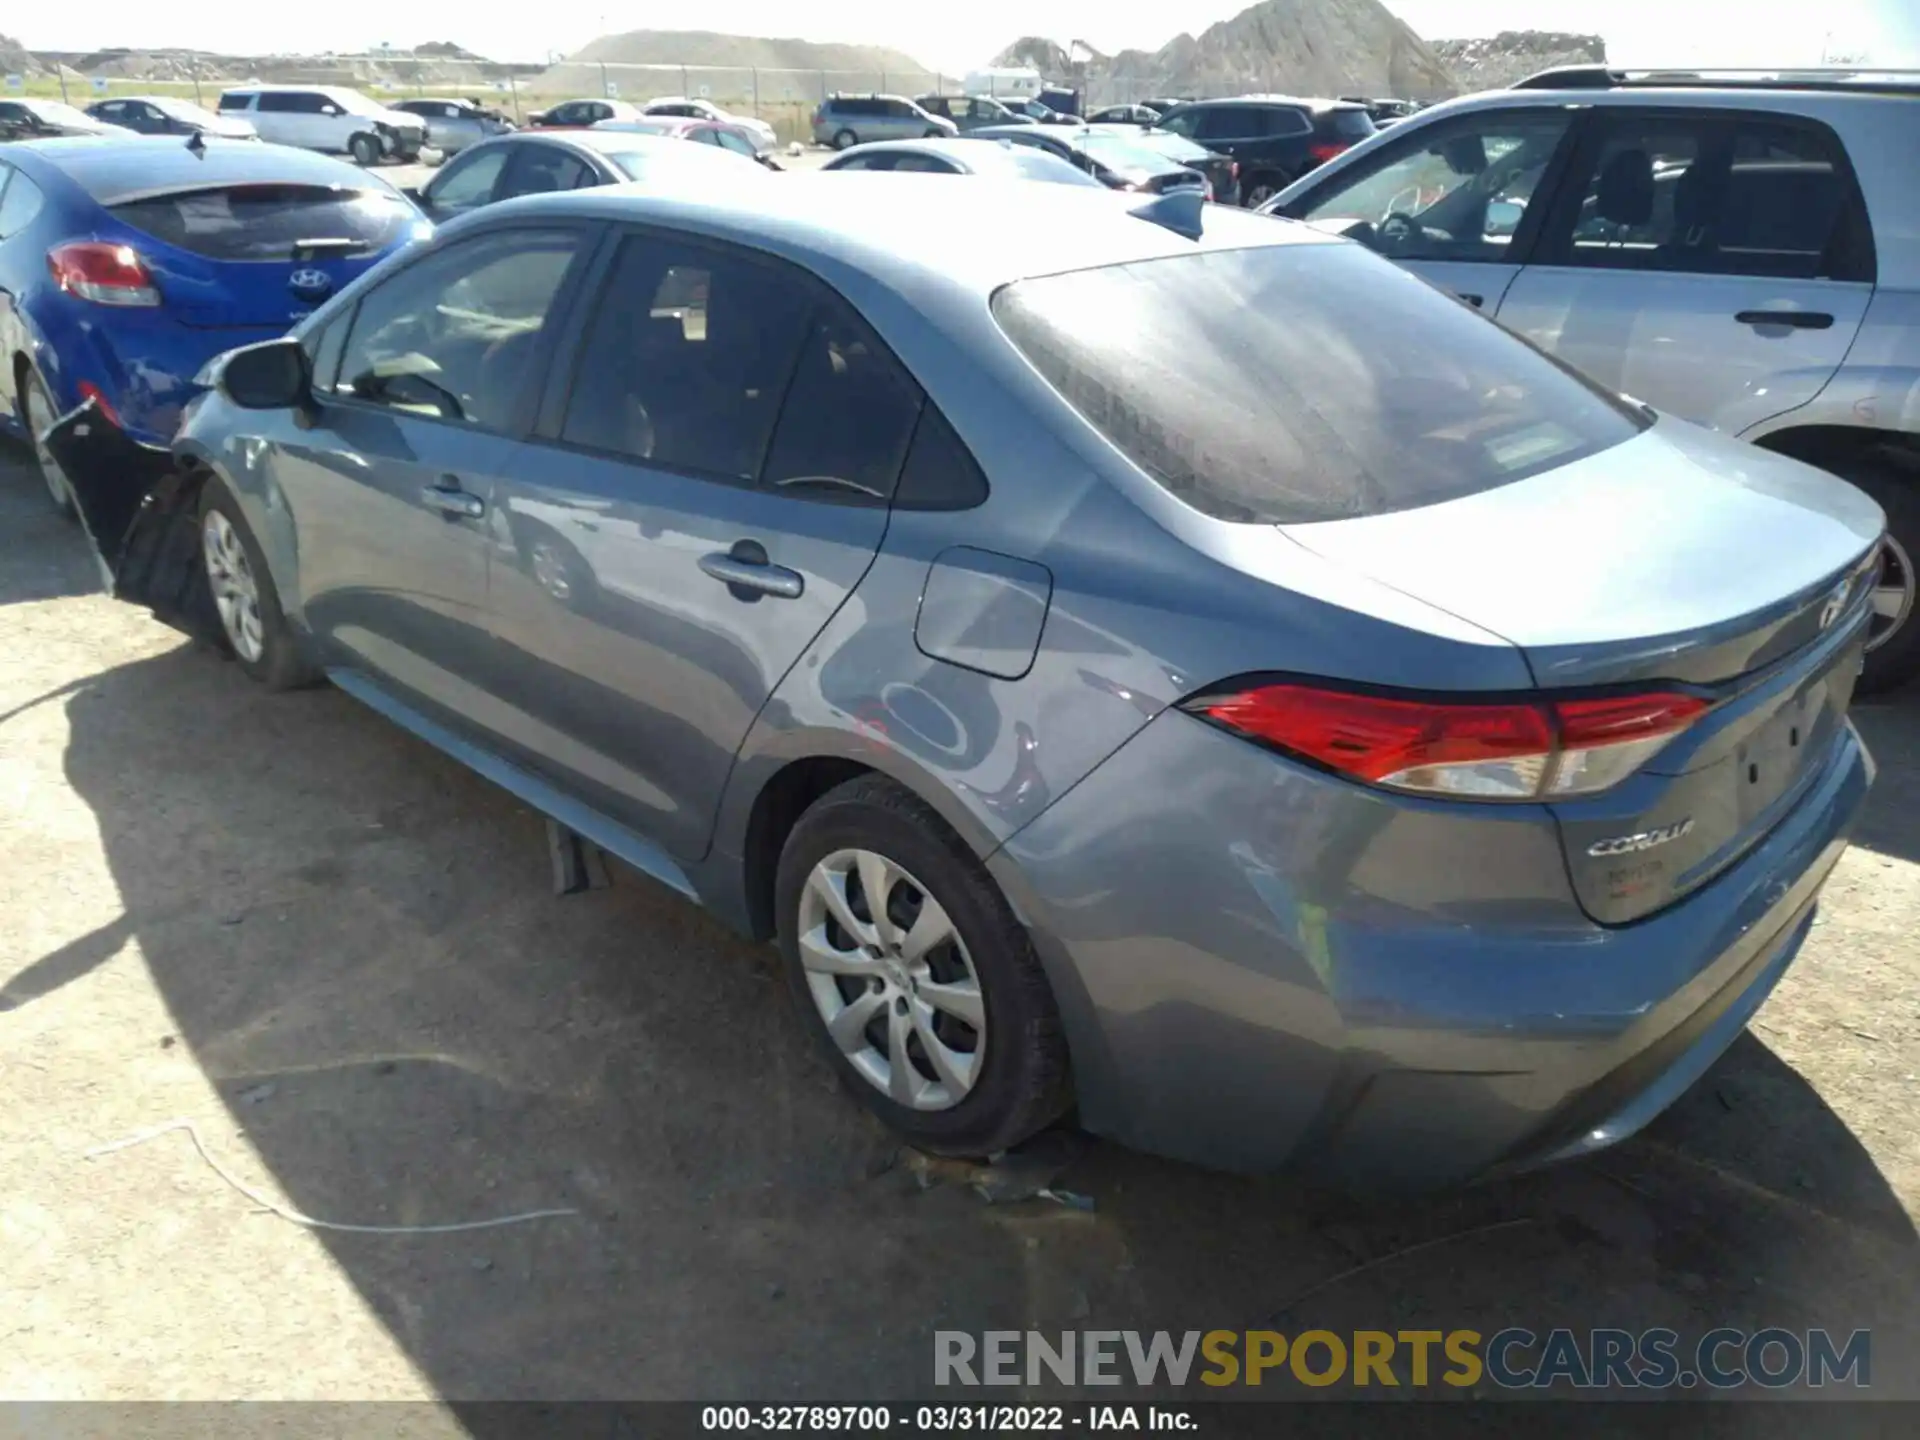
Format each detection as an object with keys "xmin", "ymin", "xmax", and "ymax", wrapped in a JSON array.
[{"xmin": 45, "ymin": 398, "xmax": 221, "ymax": 644}]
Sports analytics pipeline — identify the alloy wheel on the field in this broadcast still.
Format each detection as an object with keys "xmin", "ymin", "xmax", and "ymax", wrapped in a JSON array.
[
  {"xmin": 1867, "ymin": 535, "xmax": 1914, "ymax": 653},
  {"xmin": 796, "ymin": 847, "xmax": 985, "ymax": 1110},
  {"xmin": 202, "ymin": 511, "xmax": 266, "ymax": 663},
  {"xmin": 23, "ymin": 380, "xmax": 72, "ymax": 512}
]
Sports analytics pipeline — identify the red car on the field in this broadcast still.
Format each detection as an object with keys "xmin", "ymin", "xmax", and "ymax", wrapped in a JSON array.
[{"xmin": 592, "ymin": 116, "xmax": 781, "ymax": 168}]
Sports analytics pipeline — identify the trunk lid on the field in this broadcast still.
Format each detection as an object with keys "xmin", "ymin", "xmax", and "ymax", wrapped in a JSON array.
[{"xmin": 1281, "ymin": 419, "xmax": 1884, "ymax": 923}]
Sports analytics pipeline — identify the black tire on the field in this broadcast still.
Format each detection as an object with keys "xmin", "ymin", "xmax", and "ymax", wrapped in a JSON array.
[
  {"xmin": 832, "ymin": 128, "xmax": 858, "ymax": 150},
  {"xmin": 776, "ymin": 774, "xmax": 1071, "ymax": 1156},
  {"xmin": 1241, "ymin": 171, "xmax": 1287, "ymax": 209},
  {"xmin": 348, "ymin": 133, "xmax": 381, "ymax": 167},
  {"xmin": 20, "ymin": 369, "xmax": 76, "ymax": 521},
  {"xmin": 1832, "ymin": 460, "xmax": 1920, "ymax": 695},
  {"xmin": 196, "ymin": 478, "xmax": 321, "ymax": 691}
]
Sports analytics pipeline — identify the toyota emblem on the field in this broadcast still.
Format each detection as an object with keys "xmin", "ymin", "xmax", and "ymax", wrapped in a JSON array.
[{"xmin": 288, "ymin": 267, "xmax": 333, "ymax": 300}]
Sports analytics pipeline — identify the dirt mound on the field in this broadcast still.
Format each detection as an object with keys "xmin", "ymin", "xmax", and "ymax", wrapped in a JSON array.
[
  {"xmin": 1002, "ymin": 0, "xmax": 1458, "ymax": 103},
  {"xmin": 1431, "ymin": 30, "xmax": 1608, "ymax": 91},
  {"xmin": 568, "ymin": 29, "xmax": 927, "ymax": 75}
]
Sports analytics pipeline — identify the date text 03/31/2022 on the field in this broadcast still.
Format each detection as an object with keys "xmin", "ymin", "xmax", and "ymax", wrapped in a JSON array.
[{"xmin": 701, "ymin": 1406, "xmax": 1192, "ymax": 1431}]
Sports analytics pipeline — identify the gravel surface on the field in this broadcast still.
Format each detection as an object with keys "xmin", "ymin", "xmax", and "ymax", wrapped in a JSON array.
[{"xmin": 1, "ymin": 442, "xmax": 1916, "ymax": 1403}]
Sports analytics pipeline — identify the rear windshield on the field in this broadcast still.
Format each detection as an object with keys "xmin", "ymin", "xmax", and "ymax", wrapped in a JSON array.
[
  {"xmin": 109, "ymin": 185, "xmax": 417, "ymax": 260},
  {"xmin": 993, "ymin": 241, "xmax": 1647, "ymax": 524},
  {"xmin": 1326, "ymin": 109, "xmax": 1378, "ymax": 140},
  {"xmin": 1078, "ymin": 132, "xmax": 1178, "ymax": 173}
]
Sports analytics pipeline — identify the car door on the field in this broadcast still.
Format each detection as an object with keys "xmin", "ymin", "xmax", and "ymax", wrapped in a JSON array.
[
  {"xmin": 484, "ymin": 228, "xmax": 923, "ymax": 859},
  {"xmin": 1275, "ymin": 106, "xmax": 1580, "ymax": 311},
  {"xmin": 1494, "ymin": 108, "xmax": 1874, "ymax": 435},
  {"xmin": 268, "ymin": 224, "xmax": 595, "ymax": 727}
]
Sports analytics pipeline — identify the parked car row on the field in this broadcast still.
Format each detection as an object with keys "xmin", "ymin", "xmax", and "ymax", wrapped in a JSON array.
[
  {"xmin": 1, "ymin": 66, "xmax": 1908, "ymax": 1196},
  {"xmin": 529, "ymin": 95, "xmax": 777, "ymax": 154}
]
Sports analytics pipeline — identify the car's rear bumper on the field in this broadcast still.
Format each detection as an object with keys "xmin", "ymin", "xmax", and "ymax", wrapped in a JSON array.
[{"xmin": 991, "ymin": 707, "xmax": 1873, "ymax": 1189}]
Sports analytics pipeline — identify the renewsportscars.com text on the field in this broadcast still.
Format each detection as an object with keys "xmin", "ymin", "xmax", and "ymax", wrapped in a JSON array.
[{"xmin": 934, "ymin": 1328, "xmax": 1871, "ymax": 1390}]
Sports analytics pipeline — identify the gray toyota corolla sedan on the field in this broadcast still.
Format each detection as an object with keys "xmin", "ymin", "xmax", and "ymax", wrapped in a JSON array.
[{"xmin": 53, "ymin": 175, "xmax": 1882, "ymax": 1188}]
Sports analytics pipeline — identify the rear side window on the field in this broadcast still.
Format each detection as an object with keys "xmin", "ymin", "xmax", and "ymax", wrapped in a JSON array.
[
  {"xmin": 895, "ymin": 405, "xmax": 990, "ymax": 511},
  {"xmin": 1324, "ymin": 109, "xmax": 1376, "ymax": 141},
  {"xmin": 217, "ymin": 93, "xmax": 253, "ymax": 112},
  {"xmin": 0, "ymin": 169, "xmax": 45, "ymax": 240},
  {"xmin": 109, "ymin": 186, "xmax": 417, "ymax": 260},
  {"xmin": 993, "ymin": 243, "xmax": 1649, "ymax": 524}
]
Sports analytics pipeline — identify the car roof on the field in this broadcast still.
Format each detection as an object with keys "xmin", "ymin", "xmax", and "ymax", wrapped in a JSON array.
[
  {"xmin": 219, "ymin": 83, "xmax": 363, "ymax": 97},
  {"xmin": 828, "ymin": 137, "xmax": 1034, "ymax": 169},
  {"xmin": 461, "ymin": 171, "xmax": 1331, "ymax": 294},
  {"xmin": 6, "ymin": 135, "xmax": 385, "ymax": 201},
  {"xmin": 1172, "ymin": 94, "xmax": 1358, "ymax": 112}
]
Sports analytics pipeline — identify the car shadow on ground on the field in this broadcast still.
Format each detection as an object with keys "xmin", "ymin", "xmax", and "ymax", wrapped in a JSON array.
[
  {"xmin": 0, "ymin": 442, "xmax": 110, "ymax": 607},
  {"xmin": 29, "ymin": 636, "xmax": 1918, "ymax": 1402}
]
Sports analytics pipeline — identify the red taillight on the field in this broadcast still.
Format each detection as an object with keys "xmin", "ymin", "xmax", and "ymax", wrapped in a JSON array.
[
  {"xmin": 48, "ymin": 242, "xmax": 160, "ymax": 307},
  {"xmin": 1308, "ymin": 141, "xmax": 1350, "ymax": 164},
  {"xmin": 1187, "ymin": 683, "xmax": 1709, "ymax": 800},
  {"xmin": 76, "ymin": 380, "xmax": 120, "ymax": 426}
]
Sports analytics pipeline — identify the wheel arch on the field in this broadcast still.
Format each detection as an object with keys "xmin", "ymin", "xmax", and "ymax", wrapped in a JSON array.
[
  {"xmin": 719, "ymin": 732, "xmax": 1017, "ymax": 944},
  {"xmin": 1750, "ymin": 422, "xmax": 1920, "ymax": 481}
]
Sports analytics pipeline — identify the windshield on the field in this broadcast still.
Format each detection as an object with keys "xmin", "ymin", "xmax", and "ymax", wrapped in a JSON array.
[
  {"xmin": 27, "ymin": 100, "xmax": 97, "ymax": 125},
  {"xmin": 602, "ymin": 145, "xmax": 746, "ymax": 180},
  {"xmin": 1128, "ymin": 131, "xmax": 1209, "ymax": 162},
  {"xmin": 1077, "ymin": 132, "xmax": 1177, "ymax": 173},
  {"xmin": 993, "ymin": 242, "xmax": 1648, "ymax": 524},
  {"xmin": 1001, "ymin": 149, "xmax": 1104, "ymax": 186},
  {"xmin": 150, "ymin": 98, "xmax": 223, "ymax": 124},
  {"xmin": 327, "ymin": 90, "xmax": 387, "ymax": 117}
]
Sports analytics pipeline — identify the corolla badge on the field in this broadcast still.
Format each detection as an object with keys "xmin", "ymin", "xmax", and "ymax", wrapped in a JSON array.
[
  {"xmin": 1588, "ymin": 819, "xmax": 1694, "ymax": 858},
  {"xmin": 287, "ymin": 268, "xmax": 333, "ymax": 300}
]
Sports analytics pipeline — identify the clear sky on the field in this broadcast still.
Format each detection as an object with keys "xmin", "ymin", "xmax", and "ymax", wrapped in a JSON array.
[{"xmin": 10, "ymin": 0, "xmax": 1917, "ymax": 74}]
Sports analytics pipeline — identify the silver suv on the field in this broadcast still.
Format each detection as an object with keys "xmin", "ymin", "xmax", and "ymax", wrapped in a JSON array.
[
  {"xmin": 812, "ymin": 93, "xmax": 956, "ymax": 149},
  {"xmin": 1268, "ymin": 66, "xmax": 1920, "ymax": 692}
]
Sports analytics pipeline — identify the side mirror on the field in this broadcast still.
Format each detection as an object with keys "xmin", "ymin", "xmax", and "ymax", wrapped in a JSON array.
[
  {"xmin": 401, "ymin": 185, "xmax": 426, "ymax": 204},
  {"xmin": 321, "ymin": 105, "xmax": 341, "ymax": 117},
  {"xmin": 218, "ymin": 337, "xmax": 313, "ymax": 413}
]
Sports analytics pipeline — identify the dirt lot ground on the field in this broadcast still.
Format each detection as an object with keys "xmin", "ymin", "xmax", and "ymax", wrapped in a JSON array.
[{"xmin": 2, "ymin": 441, "xmax": 1918, "ymax": 1408}]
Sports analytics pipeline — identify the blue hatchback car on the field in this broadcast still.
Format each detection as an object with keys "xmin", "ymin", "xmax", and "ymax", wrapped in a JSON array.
[{"xmin": 0, "ymin": 136, "xmax": 424, "ymax": 515}]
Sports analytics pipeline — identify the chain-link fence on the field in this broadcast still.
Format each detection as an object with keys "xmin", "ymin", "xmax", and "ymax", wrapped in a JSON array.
[{"xmin": 8, "ymin": 52, "xmax": 1293, "ymax": 147}]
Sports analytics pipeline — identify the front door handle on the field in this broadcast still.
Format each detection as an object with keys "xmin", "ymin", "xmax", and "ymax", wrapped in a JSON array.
[
  {"xmin": 421, "ymin": 479, "xmax": 485, "ymax": 519},
  {"xmin": 1458, "ymin": 292, "xmax": 1485, "ymax": 309},
  {"xmin": 1735, "ymin": 310, "xmax": 1835, "ymax": 330},
  {"xmin": 699, "ymin": 541, "xmax": 804, "ymax": 600}
]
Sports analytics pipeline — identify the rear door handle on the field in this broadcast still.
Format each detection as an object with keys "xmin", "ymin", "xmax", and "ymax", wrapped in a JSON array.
[
  {"xmin": 421, "ymin": 478, "xmax": 485, "ymax": 519},
  {"xmin": 1735, "ymin": 310, "xmax": 1835, "ymax": 330},
  {"xmin": 699, "ymin": 541, "xmax": 804, "ymax": 600}
]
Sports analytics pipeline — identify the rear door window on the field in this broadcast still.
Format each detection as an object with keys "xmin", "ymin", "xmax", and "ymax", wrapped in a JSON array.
[
  {"xmin": 760, "ymin": 301, "xmax": 923, "ymax": 503},
  {"xmin": 0, "ymin": 168, "xmax": 44, "ymax": 239},
  {"xmin": 1543, "ymin": 111, "xmax": 1872, "ymax": 281},
  {"xmin": 1193, "ymin": 107, "xmax": 1261, "ymax": 141},
  {"xmin": 559, "ymin": 235, "xmax": 816, "ymax": 479},
  {"xmin": 993, "ymin": 242, "xmax": 1648, "ymax": 524},
  {"xmin": 109, "ymin": 185, "xmax": 417, "ymax": 259}
]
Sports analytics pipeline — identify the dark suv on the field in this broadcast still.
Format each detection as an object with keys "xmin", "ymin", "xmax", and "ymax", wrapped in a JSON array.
[{"xmin": 1156, "ymin": 96, "xmax": 1375, "ymax": 206}]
